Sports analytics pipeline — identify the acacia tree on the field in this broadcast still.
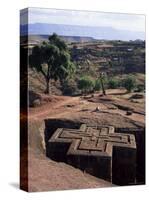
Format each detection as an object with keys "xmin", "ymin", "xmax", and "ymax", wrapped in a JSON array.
[{"xmin": 29, "ymin": 33, "xmax": 75, "ymax": 94}]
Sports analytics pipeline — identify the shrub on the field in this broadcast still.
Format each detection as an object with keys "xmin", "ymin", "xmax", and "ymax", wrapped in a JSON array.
[
  {"xmin": 78, "ymin": 76, "xmax": 95, "ymax": 94},
  {"xmin": 136, "ymin": 84, "xmax": 145, "ymax": 92},
  {"xmin": 94, "ymin": 79, "xmax": 101, "ymax": 91},
  {"xmin": 108, "ymin": 78, "xmax": 119, "ymax": 89},
  {"xmin": 62, "ymin": 79, "xmax": 79, "ymax": 95},
  {"xmin": 123, "ymin": 75, "xmax": 136, "ymax": 92}
]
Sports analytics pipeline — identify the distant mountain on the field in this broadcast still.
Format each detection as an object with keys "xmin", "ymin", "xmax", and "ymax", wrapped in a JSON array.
[
  {"xmin": 28, "ymin": 35, "xmax": 96, "ymax": 43},
  {"xmin": 20, "ymin": 23, "xmax": 145, "ymax": 41},
  {"xmin": 58, "ymin": 35, "xmax": 96, "ymax": 43},
  {"xmin": 20, "ymin": 34, "xmax": 96, "ymax": 44}
]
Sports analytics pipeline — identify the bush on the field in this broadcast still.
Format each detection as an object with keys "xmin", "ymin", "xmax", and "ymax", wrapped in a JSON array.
[
  {"xmin": 78, "ymin": 76, "xmax": 95, "ymax": 94},
  {"xmin": 123, "ymin": 76, "xmax": 136, "ymax": 92},
  {"xmin": 136, "ymin": 84, "xmax": 145, "ymax": 92},
  {"xmin": 108, "ymin": 78, "xmax": 119, "ymax": 89},
  {"xmin": 62, "ymin": 79, "xmax": 79, "ymax": 95},
  {"xmin": 94, "ymin": 79, "xmax": 101, "ymax": 91}
]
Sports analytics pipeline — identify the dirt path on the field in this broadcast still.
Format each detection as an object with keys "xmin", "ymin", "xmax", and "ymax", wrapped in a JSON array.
[
  {"xmin": 29, "ymin": 96, "xmax": 80, "ymax": 121},
  {"xmin": 28, "ymin": 94, "xmax": 145, "ymax": 125}
]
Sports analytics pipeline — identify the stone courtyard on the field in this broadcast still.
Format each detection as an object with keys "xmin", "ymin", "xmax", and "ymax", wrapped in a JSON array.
[{"xmin": 47, "ymin": 124, "xmax": 136, "ymax": 185}]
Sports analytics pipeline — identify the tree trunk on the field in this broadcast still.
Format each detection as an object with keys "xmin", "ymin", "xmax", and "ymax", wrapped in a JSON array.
[
  {"xmin": 45, "ymin": 78, "xmax": 51, "ymax": 94},
  {"xmin": 100, "ymin": 78, "xmax": 106, "ymax": 95}
]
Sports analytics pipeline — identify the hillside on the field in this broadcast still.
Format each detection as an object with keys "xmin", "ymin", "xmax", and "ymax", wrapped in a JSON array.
[{"xmin": 27, "ymin": 37, "xmax": 145, "ymax": 96}]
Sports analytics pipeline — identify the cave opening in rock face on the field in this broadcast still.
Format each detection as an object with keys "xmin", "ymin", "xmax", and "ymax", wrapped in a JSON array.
[{"xmin": 44, "ymin": 118, "xmax": 145, "ymax": 186}]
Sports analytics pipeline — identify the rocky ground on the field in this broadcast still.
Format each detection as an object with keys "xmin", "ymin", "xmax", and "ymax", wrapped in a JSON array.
[{"xmin": 26, "ymin": 89, "xmax": 145, "ymax": 192}]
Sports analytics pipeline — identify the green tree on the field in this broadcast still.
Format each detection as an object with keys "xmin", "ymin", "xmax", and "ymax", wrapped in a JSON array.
[
  {"xmin": 29, "ymin": 33, "xmax": 75, "ymax": 94},
  {"xmin": 78, "ymin": 76, "xmax": 95, "ymax": 94},
  {"xmin": 123, "ymin": 75, "xmax": 136, "ymax": 92},
  {"xmin": 108, "ymin": 78, "xmax": 119, "ymax": 89}
]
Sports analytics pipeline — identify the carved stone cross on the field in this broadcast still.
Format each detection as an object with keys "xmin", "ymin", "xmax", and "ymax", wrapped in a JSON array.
[{"xmin": 47, "ymin": 124, "xmax": 136, "ymax": 185}]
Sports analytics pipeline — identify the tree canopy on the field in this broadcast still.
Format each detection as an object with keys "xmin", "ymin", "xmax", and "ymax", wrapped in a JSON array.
[{"xmin": 29, "ymin": 33, "xmax": 76, "ymax": 94}]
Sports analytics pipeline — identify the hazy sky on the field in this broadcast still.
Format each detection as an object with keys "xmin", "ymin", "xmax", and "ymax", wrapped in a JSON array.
[{"xmin": 20, "ymin": 7, "xmax": 145, "ymax": 33}]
